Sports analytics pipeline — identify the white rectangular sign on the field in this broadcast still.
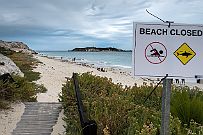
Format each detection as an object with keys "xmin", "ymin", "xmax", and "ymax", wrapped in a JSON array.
[{"xmin": 133, "ymin": 22, "xmax": 203, "ymax": 77}]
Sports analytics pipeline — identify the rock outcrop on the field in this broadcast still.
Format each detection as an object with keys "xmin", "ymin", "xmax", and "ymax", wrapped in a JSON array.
[
  {"xmin": 72, "ymin": 47, "xmax": 130, "ymax": 52},
  {"xmin": 0, "ymin": 40, "xmax": 37, "ymax": 54},
  {"xmin": 0, "ymin": 53, "xmax": 24, "ymax": 76}
]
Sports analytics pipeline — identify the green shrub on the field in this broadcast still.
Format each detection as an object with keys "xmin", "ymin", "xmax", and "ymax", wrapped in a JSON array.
[
  {"xmin": 6, "ymin": 51, "xmax": 41, "ymax": 82},
  {"xmin": 24, "ymin": 71, "xmax": 41, "ymax": 82},
  {"xmin": 0, "ymin": 49, "xmax": 47, "ymax": 109},
  {"xmin": 0, "ymin": 100, "xmax": 10, "ymax": 110},
  {"xmin": 60, "ymin": 79, "xmax": 81, "ymax": 135},
  {"xmin": 34, "ymin": 83, "xmax": 47, "ymax": 93},
  {"xmin": 171, "ymin": 86, "xmax": 203, "ymax": 126},
  {"xmin": 60, "ymin": 73, "xmax": 202, "ymax": 135},
  {"xmin": 0, "ymin": 76, "xmax": 37, "ymax": 102},
  {"xmin": 0, "ymin": 75, "xmax": 47, "ymax": 109}
]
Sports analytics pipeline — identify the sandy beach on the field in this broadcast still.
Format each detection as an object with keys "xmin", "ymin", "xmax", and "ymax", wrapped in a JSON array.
[
  {"xmin": 33, "ymin": 55, "xmax": 203, "ymax": 103},
  {"xmin": 33, "ymin": 55, "xmax": 147, "ymax": 102}
]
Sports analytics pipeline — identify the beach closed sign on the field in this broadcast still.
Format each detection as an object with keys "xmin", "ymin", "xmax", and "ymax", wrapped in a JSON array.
[{"xmin": 133, "ymin": 22, "xmax": 203, "ymax": 77}]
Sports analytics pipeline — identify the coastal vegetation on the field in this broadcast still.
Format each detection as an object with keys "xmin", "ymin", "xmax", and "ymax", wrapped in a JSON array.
[
  {"xmin": 60, "ymin": 73, "xmax": 203, "ymax": 135},
  {"xmin": 0, "ymin": 47, "xmax": 46, "ymax": 109}
]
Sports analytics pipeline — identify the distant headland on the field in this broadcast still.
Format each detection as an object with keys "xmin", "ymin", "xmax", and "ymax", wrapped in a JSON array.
[
  {"xmin": 0, "ymin": 40, "xmax": 37, "ymax": 54},
  {"xmin": 71, "ymin": 47, "xmax": 131, "ymax": 52}
]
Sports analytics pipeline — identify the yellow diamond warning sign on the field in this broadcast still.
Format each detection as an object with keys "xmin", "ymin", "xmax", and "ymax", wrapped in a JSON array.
[{"xmin": 173, "ymin": 43, "xmax": 196, "ymax": 65}]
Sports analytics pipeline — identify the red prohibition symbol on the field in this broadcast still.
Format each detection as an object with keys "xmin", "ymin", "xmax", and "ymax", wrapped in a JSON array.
[{"xmin": 145, "ymin": 42, "xmax": 167, "ymax": 64}]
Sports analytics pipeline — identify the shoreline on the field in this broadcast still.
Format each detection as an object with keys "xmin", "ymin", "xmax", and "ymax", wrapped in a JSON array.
[
  {"xmin": 38, "ymin": 53, "xmax": 201, "ymax": 83},
  {"xmin": 35, "ymin": 54, "xmax": 203, "ymax": 94},
  {"xmin": 37, "ymin": 51, "xmax": 132, "ymax": 69},
  {"xmin": 38, "ymin": 54, "xmax": 133, "ymax": 76},
  {"xmin": 33, "ymin": 55, "xmax": 147, "ymax": 102}
]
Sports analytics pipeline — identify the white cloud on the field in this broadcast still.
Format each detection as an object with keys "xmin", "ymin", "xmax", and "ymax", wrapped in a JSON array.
[{"xmin": 0, "ymin": 0, "xmax": 203, "ymax": 50}]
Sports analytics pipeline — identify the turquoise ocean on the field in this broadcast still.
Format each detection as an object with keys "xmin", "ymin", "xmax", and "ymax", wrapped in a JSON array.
[{"xmin": 38, "ymin": 51, "xmax": 132, "ymax": 69}]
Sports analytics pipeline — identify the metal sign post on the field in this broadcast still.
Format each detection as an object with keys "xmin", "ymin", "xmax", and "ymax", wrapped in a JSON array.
[{"xmin": 161, "ymin": 78, "xmax": 172, "ymax": 135}]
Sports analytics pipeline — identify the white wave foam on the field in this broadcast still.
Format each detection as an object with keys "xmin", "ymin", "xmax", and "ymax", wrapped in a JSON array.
[{"xmin": 111, "ymin": 65, "xmax": 132, "ymax": 69}]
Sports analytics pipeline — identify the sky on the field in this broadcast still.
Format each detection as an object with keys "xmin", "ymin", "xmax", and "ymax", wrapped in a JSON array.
[{"xmin": 0, "ymin": 0, "xmax": 203, "ymax": 51}]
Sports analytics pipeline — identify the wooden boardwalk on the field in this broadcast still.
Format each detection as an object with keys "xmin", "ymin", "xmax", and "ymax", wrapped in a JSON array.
[{"xmin": 12, "ymin": 102, "xmax": 62, "ymax": 135}]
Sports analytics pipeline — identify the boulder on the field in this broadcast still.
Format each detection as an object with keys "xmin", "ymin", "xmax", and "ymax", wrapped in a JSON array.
[{"xmin": 0, "ymin": 53, "xmax": 24, "ymax": 76}]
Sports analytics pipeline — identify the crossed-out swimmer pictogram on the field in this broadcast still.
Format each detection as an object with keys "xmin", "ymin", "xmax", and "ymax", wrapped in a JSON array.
[{"xmin": 145, "ymin": 42, "xmax": 167, "ymax": 64}]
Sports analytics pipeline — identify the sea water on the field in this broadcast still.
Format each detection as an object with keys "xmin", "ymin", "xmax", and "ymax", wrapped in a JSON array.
[
  {"xmin": 38, "ymin": 51, "xmax": 201, "ymax": 83},
  {"xmin": 38, "ymin": 51, "xmax": 132, "ymax": 69}
]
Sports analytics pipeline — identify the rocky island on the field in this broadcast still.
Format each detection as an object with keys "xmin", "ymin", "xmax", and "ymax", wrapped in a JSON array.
[{"xmin": 72, "ymin": 47, "xmax": 131, "ymax": 52}]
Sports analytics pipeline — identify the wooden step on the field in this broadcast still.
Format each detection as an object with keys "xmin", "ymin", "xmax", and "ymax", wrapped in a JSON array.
[{"xmin": 12, "ymin": 102, "xmax": 62, "ymax": 135}]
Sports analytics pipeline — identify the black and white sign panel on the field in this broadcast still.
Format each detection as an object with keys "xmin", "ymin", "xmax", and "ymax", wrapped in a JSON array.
[{"xmin": 133, "ymin": 22, "xmax": 203, "ymax": 77}]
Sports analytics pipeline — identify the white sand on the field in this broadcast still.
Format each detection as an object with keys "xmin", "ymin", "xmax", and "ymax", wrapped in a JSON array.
[
  {"xmin": 0, "ymin": 102, "xmax": 25, "ymax": 135},
  {"xmin": 51, "ymin": 109, "xmax": 66, "ymax": 135},
  {"xmin": 33, "ymin": 55, "xmax": 146, "ymax": 102}
]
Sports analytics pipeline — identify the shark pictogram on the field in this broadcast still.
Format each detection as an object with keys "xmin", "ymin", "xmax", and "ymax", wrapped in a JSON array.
[
  {"xmin": 177, "ymin": 51, "xmax": 192, "ymax": 58},
  {"xmin": 173, "ymin": 43, "xmax": 196, "ymax": 65}
]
